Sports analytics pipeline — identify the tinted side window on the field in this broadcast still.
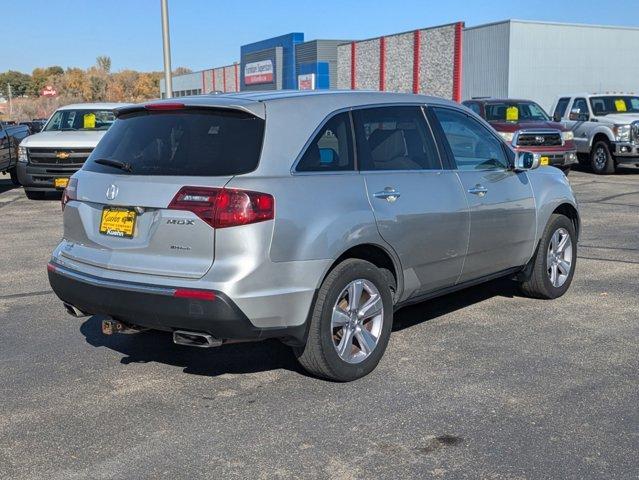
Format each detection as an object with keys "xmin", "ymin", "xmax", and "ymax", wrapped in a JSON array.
[
  {"xmin": 572, "ymin": 98, "xmax": 588, "ymax": 115},
  {"xmin": 553, "ymin": 97, "xmax": 570, "ymax": 121},
  {"xmin": 353, "ymin": 106, "xmax": 441, "ymax": 171},
  {"xmin": 296, "ymin": 112, "xmax": 354, "ymax": 172},
  {"xmin": 431, "ymin": 107, "xmax": 508, "ymax": 171}
]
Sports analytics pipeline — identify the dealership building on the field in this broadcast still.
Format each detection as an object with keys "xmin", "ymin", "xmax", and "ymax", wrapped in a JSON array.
[{"xmin": 160, "ymin": 20, "xmax": 639, "ymax": 111}]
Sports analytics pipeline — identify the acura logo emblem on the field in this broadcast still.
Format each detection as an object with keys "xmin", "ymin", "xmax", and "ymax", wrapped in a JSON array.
[{"xmin": 106, "ymin": 184, "xmax": 119, "ymax": 200}]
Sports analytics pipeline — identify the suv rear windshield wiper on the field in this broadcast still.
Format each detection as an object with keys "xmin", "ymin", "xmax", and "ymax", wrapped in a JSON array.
[{"xmin": 93, "ymin": 158, "xmax": 133, "ymax": 173}]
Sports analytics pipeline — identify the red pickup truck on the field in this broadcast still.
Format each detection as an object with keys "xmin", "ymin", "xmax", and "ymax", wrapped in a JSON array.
[{"xmin": 462, "ymin": 98, "xmax": 577, "ymax": 175}]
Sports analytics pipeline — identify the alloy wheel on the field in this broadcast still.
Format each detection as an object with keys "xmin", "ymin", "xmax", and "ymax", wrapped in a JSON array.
[
  {"xmin": 331, "ymin": 279, "xmax": 384, "ymax": 364},
  {"xmin": 593, "ymin": 146, "xmax": 608, "ymax": 170},
  {"xmin": 546, "ymin": 227, "xmax": 573, "ymax": 288}
]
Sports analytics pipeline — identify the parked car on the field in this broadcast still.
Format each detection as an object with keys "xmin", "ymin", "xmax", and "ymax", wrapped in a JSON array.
[
  {"xmin": 47, "ymin": 92, "xmax": 580, "ymax": 381},
  {"xmin": 463, "ymin": 98, "xmax": 577, "ymax": 175},
  {"xmin": 17, "ymin": 103, "xmax": 132, "ymax": 199},
  {"xmin": 550, "ymin": 93, "xmax": 639, "ymax": 174},
  {"xmin": 19, "ymin": 119, "xmax": 47, "ymax": 134},
  {"xmin": 0, "ymin": 122, "xmax": 30, "ymax": 185}
]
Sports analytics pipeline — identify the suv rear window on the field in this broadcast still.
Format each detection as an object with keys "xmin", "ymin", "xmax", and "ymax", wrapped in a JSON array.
[{"xmin": 84, "ymin": 109, "xmax": 265, "ymax": 176}]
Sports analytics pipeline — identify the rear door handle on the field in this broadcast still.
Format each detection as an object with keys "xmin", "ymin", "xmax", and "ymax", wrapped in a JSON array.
[
  {"xmin": 468, "ymin": 184, "xmax": 488, "ymax": 196},
  {"xmin": 374, "ymin": 188, "xmax": 401, "ymax": 202}
]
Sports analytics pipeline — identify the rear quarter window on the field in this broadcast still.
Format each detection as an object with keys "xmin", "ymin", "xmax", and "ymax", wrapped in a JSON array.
[{"xmin": 84, "ymin": 109, "xmax": 265, "ymax": 176}]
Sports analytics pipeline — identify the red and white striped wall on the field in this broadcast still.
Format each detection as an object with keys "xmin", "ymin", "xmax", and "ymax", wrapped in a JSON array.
[{"xmin": 338, "ymin": 22, "xmax": 464, "ymax": 102}]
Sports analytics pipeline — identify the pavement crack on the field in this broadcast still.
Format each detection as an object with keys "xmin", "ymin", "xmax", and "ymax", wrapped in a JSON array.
[{"xmin": 0, "ymin": 290, "xmax": 53, "ymax": 300}]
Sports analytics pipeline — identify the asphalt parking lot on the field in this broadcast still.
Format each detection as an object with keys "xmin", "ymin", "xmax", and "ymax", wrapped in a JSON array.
[{"xmin": 0, "ymin": 167, "xmax": 637, "ymax": 480}]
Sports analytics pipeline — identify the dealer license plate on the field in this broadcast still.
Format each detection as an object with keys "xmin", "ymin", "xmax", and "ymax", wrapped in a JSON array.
[
  {"xmin": 99, "ymin": 207, "xmax": 137, "ymax": 238},
  {"xmin": 54, "ymin": 178, "xmax": 69, "ymax": 189}
]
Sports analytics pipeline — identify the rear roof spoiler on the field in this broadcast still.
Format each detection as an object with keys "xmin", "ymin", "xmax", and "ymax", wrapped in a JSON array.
[{"xmin": 115, "ymin": 100, "xmax": 266, "ymax": 120}]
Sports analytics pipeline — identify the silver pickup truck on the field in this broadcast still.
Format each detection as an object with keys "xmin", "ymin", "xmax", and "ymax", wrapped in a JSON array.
[{"xmin": 550, "ymin": 93, "xmax": 639, "ymax": 174}]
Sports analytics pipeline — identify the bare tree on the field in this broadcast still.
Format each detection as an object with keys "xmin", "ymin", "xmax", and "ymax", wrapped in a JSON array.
[{"xmin": 96, "ymin": 56, "xmax": 112, "ymax": 74}]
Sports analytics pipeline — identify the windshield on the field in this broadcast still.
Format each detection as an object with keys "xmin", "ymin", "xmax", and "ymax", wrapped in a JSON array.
[
  {"xmin": 84, "ymin": 108, "xmax": 265, "ymax": 176},
  {"xmin": 484, "ymin": 102, "xmax": 550, "ymax": 122},
  {"xmin": 590, "ymin": 96, "xmax": 639, "ymax": 115},
  {"xmin": 44, "ymin": 109, "xmax": 116, "ymax": 132}
]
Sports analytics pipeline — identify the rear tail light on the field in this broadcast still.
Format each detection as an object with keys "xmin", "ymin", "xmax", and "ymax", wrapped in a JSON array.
[
  {"xmin": 168, "ymin": 186, "xmax": 274, "ymax": 229},
  {"xmin": 61, "ymin": 177, "xmax": 78, "ymax": 211}
]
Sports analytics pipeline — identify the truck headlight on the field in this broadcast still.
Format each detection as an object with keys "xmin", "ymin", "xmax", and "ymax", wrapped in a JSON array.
[
  {"xmin": 18, "ymin": 146, "xmax": 28, "ymax": 163},
  {"xmin": 561, "ymin": 131, "xmax": 574, "ymax": 142},
  {"xmin": 499, "ymin": 131, "xmax": 514, "ymax": 143},
  {"xmin": 614, "ymin": 125, "xmax": 631, "ymax": 142}
]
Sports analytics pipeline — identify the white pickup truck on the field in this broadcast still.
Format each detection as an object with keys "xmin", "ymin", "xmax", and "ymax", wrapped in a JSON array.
[
  {"xmin": 550, "ymin": 94, "xmax": 639, "ymax": 174},
  {"xmin": 17, "ymin": 103, "xmax": 131, "ymax": 199}
]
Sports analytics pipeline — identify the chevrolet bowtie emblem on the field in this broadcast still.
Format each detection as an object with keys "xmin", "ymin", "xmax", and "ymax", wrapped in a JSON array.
[{"xmin": 56, "ymin": 151, "xmax": 70, "ymax": 159}]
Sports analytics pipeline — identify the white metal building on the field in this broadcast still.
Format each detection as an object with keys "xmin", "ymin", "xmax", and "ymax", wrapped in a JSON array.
[{"xmin": 463, "ymin": 20, "xmax": 639, "ymax": 111}]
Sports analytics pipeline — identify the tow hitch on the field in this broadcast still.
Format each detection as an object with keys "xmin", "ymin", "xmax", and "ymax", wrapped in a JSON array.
[{"xmin": 101, "ymin": 318, "xmax": 144, "ymax": 335}]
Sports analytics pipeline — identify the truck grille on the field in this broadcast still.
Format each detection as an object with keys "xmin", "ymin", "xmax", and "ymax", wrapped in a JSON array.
[
  {"xmin": 27, "ymin": 148, "xmax": 93, "ymax": 166},
  {"xmin": 516, "ymin": 132, "xmax": 562, "ymax": 147}
]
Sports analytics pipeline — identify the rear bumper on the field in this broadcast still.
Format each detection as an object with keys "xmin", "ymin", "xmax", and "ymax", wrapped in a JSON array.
[
  {"xmin": 47, "ymin": 262, "xmax": 308, "ymax": 345},
  {"xmin": 17, "ymin": 162, "xmax": 82, "ymax": 191}
]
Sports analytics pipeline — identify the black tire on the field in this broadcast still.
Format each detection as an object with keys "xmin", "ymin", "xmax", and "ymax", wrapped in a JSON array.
[
  {"xmin": 295, "ymin": 259, "xmax": 393, "ymax": 381},
  {"xmin": 25, "ymin": 190, "xmax": 45, "ymax": 200},
  {"xmin": 590, "ymin": 141, "xmax": 615, "ymax": 175},
  {"xmin": 519, "ymin": 214, "xmax": 577, "ymax": 299},
  {"xmin": 9, "ymin": 168, "xmax": 20, "ymax": 186}
]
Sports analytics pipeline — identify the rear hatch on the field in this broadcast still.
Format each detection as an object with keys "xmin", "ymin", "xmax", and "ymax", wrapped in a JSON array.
[{"xmin": 60, "ymin": 103, "xmax": 266, "ymax": 279}]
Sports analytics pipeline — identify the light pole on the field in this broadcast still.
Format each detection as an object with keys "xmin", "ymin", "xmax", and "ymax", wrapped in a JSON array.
[{"xmin": 161, "ymin": 0, "xmax": 173, "ymax": 98}]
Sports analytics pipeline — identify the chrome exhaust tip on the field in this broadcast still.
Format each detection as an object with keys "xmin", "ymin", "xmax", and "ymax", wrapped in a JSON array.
[
  {"xmin": 64, "ymin": 302, "xmax": 88, "ymax": 318},
  {"xmin": 173, "ymin": 330, "xmax": 222, "ymax": 348}
]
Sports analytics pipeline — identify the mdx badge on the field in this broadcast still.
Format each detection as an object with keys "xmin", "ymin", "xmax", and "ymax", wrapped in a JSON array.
[
  {"xmin": 167, "ymin": 219, "xmax": 195, "ymax": 225},
  {"xmin": 105, "ymin": 184, "xmax": 119, "ymax": 200}
]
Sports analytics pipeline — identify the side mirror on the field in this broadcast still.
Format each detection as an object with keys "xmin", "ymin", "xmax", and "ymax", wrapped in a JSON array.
[
  {"xmin": 569, "ymin": 108, "xmax": 589, "ymax": 122},
  {"xmin": 553, "ymin": 112, "xmax": 562, "ymax": 122},
  {"xmin": 513, "ymin": 151, "xmax": 540, "ymax": 171},
  {"xmin": 319, "ymin": 148, "xmax": 337, "ymax": 165}
]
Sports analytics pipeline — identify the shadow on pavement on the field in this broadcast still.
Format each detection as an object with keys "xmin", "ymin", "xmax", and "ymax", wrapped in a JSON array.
[
  {"xmin": 80, "ymin": 277, "xmax": 519, "ymax": 377},
  {"xmin": 0, "ymin": 178, "xmax": 19, "ymax": 194},
  {"xmin": 80, "ymin": 315, "xmax": 306, "ymax": 378},
  {"xmin": 393, "ymin": 277, "xmax": 518, "ymax": 332},
  {"xmin": 572, "ymin": 163, "xmax": 639, "ymax": 175}
]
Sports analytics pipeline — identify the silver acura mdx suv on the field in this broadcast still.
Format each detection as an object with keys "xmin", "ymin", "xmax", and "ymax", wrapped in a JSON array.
[{"xmin": 48, "ymin": 91, "xmax": 579, "ymax": 381}]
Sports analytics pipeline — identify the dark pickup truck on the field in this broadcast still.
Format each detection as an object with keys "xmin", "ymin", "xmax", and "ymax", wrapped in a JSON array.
[
  {"xmin": 1, "ymin": 122, "xmax": 30, "ymax": 185},
  {"xmin": 463, "ymin": 98, "xmax": 578, "ymax": 174}
]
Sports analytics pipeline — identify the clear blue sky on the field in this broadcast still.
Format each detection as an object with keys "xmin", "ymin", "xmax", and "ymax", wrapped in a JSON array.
[{"xmin": 4, "ymin": 0, "xmax": 639, "ymax": 73}]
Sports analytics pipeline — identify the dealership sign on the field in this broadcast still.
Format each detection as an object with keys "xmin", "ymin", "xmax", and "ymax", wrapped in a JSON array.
[
  {"xmin": 41, "ymin": 85, "xmax": 58, "ymax": 97},
  {"xmin": 298, "ymin": 73, "xmax": 315, "ymax": 90},
  {"xmin": 244, "ymin": 60, "xmax": 274, "ymax": 85}
]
